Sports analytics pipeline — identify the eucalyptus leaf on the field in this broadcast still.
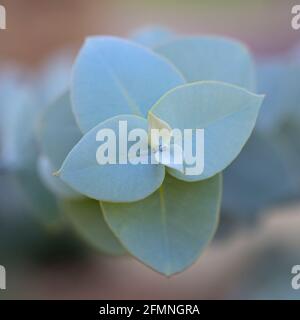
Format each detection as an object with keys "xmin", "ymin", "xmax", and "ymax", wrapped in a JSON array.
[
  {"xmin": 38, "ymin": 92, "xmax": 82, "ymax": 170},
  {"xmin": 102, "ymin": 173, "xmax": 222, "ymax": 276},
  {"xmin": 155, "ymin": 36, "xmax": 256, "ymax": 91},
  {"xmin": 130, "ymin": 26, "xmax": 175, "ymax": 48},
  {"xmin": 149, "ymin": 81, "xmax": 264, "ymax": 181},
  {"xmin": 61, "ymin": 198, "xmax": 125, "ymax": 255},
  {"xmin": 59, "ymin": 115, "xmax": 165, "ymax": 202},
  {"xmin": 71, "ymin": 36, "xmax": 185, "ymax": 133}
]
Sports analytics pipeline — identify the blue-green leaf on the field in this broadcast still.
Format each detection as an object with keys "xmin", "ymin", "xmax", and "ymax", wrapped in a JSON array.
[
  {"xmin": 61, "ymin": 198, "xmax": 126, "ymax": 255},
  {"xmin": 155, "ymin": 36, "xmax": 256, "ymax": 91},
  {"xmin": 149, "ymin": 81, "xmax": 264, "ymax": 181},
  {"xmin": 38, "ymin": 92, "xmax": 82, "ymax": 170},
  {"xmin": 71, "ymin": 36, "xmax": 185, "ymax": 133},
  {"xmin": 58, "ymin": 115, "xmax": 165, "ymax": 202},
  {"xmin": 130, "ymin": 26, "xmax": 175, "ymax": 48},
  {"xmin": 102, "ymin": 173, "xmax": 222, "ymax": 276}
]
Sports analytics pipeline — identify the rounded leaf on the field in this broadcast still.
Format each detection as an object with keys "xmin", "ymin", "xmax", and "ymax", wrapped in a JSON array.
[
  {"xmin": 149, "ymin": 81, "xmax": 264, "ymax": 181},
  {"xmin": 155, "ymin": 36, "xmax": 256, "ymax": 91},
  {"xmin": 71, "ymin": 36, "xmax": 185, "ymax": 133},
  {"xmin": 102, "ymin": 173, "xmax": 222, "ymax": 276},
  {"xmin": 59, "ymin": 115, "xmax": 165, "ymax": 202}
]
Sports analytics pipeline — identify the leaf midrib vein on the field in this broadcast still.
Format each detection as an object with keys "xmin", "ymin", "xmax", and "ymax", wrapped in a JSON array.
[{"xmin": 98, "ymin": 52, "xmax": 143, "ymax": 117}]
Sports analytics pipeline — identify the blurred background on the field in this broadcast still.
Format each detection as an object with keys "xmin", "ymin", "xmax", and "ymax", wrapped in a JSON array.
[{"xmin": 0, "ymin": 0, "xmax": 300, "ymax": 299}]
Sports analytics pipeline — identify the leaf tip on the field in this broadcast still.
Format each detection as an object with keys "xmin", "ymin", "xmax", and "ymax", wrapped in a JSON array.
[
  {"xmin": 259, "ymin": 93, "xmax": 266, "ymax": 100},
  {"xmin": 52, "ymin": 170, "xmax": 61, "ymax": 177}
]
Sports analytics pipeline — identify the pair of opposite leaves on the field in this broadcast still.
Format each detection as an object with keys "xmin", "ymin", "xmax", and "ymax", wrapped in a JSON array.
[{"xmin": 54, "ymin": 36, "xmax": 264, "ymax": 203}]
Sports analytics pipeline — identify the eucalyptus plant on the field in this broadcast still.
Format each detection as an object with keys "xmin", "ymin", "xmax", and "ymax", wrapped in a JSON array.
[{"xmin": 37, "ymin": 32, "xmax": 264, "ymax": 275}]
